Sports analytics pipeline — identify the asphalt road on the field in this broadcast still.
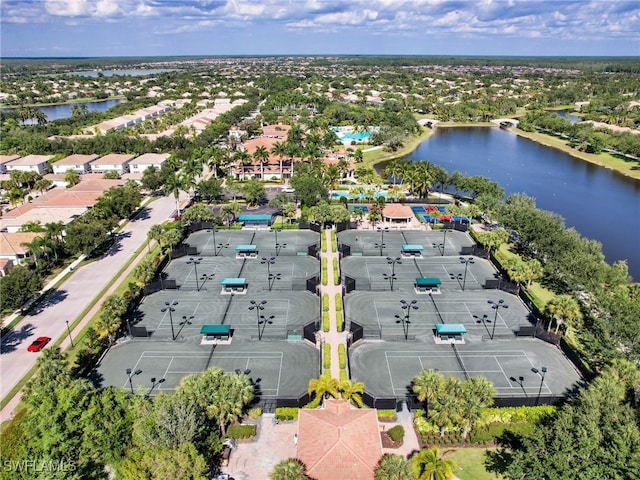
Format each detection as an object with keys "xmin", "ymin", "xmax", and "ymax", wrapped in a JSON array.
[{"xmin": 0, "ymin": 195, "xmax": 180, "ymax": 403}]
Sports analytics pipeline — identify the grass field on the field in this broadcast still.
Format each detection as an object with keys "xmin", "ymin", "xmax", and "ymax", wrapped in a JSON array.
[{"xmin": 447, "ymin": 447, "xmax": 504, "ymax": 480}]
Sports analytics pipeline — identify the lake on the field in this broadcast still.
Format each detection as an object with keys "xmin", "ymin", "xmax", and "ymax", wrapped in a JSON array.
[
  {"xmin": 69, "ymin": 69, "xmax": 173, "ymax": 77},
  {"xmin": 404, "ymin": 127, "xmax": 640, "ymax": 280},
  {"xmin": 37, "ymin": 99, "xmax": 124, "ymax": 121}
]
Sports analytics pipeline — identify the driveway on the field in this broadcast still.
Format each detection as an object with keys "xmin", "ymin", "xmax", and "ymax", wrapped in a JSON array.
[{"xmin": 0, "ymin": 195, "xmax": 180, "ymax": 408}]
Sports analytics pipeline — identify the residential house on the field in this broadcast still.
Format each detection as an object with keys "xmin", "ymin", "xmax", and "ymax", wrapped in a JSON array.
[
  {"xmin": 0, "ymin": 155, "xmax": 21, "ymax": 174},
  {"xmin": 128, "ymin": 153, "xmax": 170, "ymax": 175},
  {"xmin": 52, "ymin": 154, "xmax": 99, "ymax": 174},
  {"xmin": 5, "ymin": 155, "xmax": 52, "ymax": 175},
  {"xmin": 0, "ymin": 232, "xmax": 45, "ymax": 265},
  {"xmin": 90, "ymin": 154, "xmax": 135, "ymax": 175}
]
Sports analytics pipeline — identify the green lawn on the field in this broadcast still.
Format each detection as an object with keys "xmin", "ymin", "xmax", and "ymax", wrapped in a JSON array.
[{"xmin": 447, "ymin": 447, "xmax": 504, "ymax": 480}]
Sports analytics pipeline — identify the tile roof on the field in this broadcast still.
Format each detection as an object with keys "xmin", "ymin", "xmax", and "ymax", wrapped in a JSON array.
[
  {"xmin": 54, "ymin": 154, "xmax": 99, "ymax": 165},
  {"xmin": 5, "ymin": 155, "xmax": 53, "ymax": 166},
  {"xmin": 383, "ymin": 203, "xmax": 414, "ymax": 219},
  {"xmin": 0, "ymin": 232, "xmax": 45, "ymax": 256},
  {"xmin": 91, "ymin": 154, "xmax": 135, "ymax": 166},
  {"xmin": 298, "ymin": 400, "xmax": 382, "ymax": 480}
]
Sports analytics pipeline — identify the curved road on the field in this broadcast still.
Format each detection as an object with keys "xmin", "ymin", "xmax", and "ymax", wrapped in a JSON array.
[{"xmin": 0, "ymin": 195, "xmax": 180, "ymax": 416}]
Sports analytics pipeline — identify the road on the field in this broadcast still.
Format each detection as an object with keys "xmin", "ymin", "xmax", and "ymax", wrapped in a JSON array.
[{"xmin": 0, "ymin": 195, "xmax": 179, "ymax": 407}]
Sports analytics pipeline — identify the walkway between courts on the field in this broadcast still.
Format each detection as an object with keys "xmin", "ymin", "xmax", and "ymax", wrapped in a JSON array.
[{"xmin": 319, "ymin": 228, "xmax": 346, "ymax": 380}]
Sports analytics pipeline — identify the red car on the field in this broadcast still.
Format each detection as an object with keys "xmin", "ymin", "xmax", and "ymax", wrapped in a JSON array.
[{"xmin": 27, "ymin": 336, "xmax": 51, "ymax": 352}]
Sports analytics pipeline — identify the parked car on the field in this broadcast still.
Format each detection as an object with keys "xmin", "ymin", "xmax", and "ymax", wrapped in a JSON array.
[
  {"xmin": 27, "ymin": 336, "xmax": 51, "ymax": 352},
  {"xmin": 281, "ymin": 186, "xmax": 295, "ymax": 193}
]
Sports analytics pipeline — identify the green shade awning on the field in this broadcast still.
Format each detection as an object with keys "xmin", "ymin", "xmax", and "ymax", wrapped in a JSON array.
[
  {"xmin": 220, "ymin": 278, "xmax": 246, "ymax": 287},
  {"xmin": 238, "ymin": 214, "xmax": 272, "ymax": 222},
  {"xmin": 402, "ymin": 244, "xmax": 424, "ymax": 251},
  {"xmin": 235, "ymin": 244, "xmax": 257, "ymax": 252},
  {"xmin": 200, "ymin": 325, "xmax": 231, "ymax": 335},
  {"xmin": 416, "ymin": 277, "xmax": 441, "ymax": 287},
  {"xmin": 435, "ymin": 323, "xmax": 467, "ymax": 335}
]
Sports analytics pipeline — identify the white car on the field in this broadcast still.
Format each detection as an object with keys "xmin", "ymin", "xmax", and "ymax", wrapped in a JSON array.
[{"xmin": 281, "ymin": 187, "xmax": 295, "ymax": 193}]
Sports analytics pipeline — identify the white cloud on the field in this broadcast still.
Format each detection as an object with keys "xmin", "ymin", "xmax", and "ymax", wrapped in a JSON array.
[
  {"xmin": 95, "ymin": 0, "xmax": 120, "ymax": 17},
  {"xmin": 135, "ymin": 2, "xmax": 156, "ymax": 16},
  {"xmin": 44, "ymin": 0, "xmax": 90, "ymax": 16}
]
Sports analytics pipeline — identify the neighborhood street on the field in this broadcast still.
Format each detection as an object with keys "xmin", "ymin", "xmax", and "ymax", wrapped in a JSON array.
[{"xmin": 0, "ymin": 195, "xmax": 179, "ymax": 417}]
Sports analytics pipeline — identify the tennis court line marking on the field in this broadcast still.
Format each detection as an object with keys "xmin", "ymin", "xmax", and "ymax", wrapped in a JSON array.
[{"xmin": 162, "ymin": 357, "xmax": 174, "ymax": 382}]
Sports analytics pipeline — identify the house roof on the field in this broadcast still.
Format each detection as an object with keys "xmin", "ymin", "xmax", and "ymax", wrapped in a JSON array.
[
  {"xmin": 298, "ymin": 399, "xmax": 382, "ymax": 480},
  {"xmin": 91, "ymin": 154, "xmax": 136, "ymax": 166},
  {"xmin": 6, "ymin": 155, "xmax": 53, "ymax": 166},
  {"xmin": 69, "ymin": 177, "xmax": 127, "ymax": 192},
  {"xmin": 54, "ymin": 154, "xmax": 99, "ymax": 166},
  {"xmin": 0, "ymin": 232, "xmax": 45, "ymax": 256},
  {"xmin": 129, "ymin": 153, "xmax": 170, "ymax": 165},
  {"xmin": 262, "ymin": 123, "xmax": 291, "ymax": 138},
  {"xmin": 383, "ymin": 203, "xmax": 414, "ymax": 219},
  {"xmin": 0, "ymin": 155, "xmax": 21, "ymax": 166}
]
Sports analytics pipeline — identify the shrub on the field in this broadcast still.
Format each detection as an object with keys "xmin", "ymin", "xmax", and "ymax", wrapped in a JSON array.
[
  {"xmin": 335, "ymin": 293, "xmax": 342, "ymax": 312},
  {"xmin": 387, "ymin": 425, "xmax": 405, "ymax": 442},
  {"xmin": 338, "ymin": 344, "xmax": 346, "ymax": 369},
  {"xmin": 377, "ymin": 410, "xmax": 397, "ymax": 420},
  {"xmin": 323, "ymin": 343, "xmax": 331, "ymax": 370},
  {"xmin": 275, "ymin": 407, "xmax": 299, "ymax": 420},
  {"xmin": 339, "ymin": 369, "xmax": 348, "ymax": 384},
  {"xmin": 469, "ymin": 428, "xmax": 493, "ymax": 445},
  {"xmin": 333, "ymin": 258, "xmax": 339, "ymax": 285},
  {"xmin": 322, "ymin": 311, "xmax": 330, "ymax": 332},
  {"xmin": 414, "ymin": 416, "xmax": 438, "ymax": 436},
  {"xmin": 227, "ymin": 424, "xmax": 256, "ymax": 439},
  {"xmin": 331, "ymin": 231, "xmax": 337, "ymax": 252},
  {"xmin": 336, "ymin": 310, "xmax": 344, "ymax": 332},
  {"xmin": 323, "ymin": 293, "xmax": 329, "ymax": 311},
  {"xmin": 247, "ymin": 407, "xmax": 262, "ymax": 418},
  {"xmin": 321, "ymin": 234, "xmax": 327, "ymax": 253}
]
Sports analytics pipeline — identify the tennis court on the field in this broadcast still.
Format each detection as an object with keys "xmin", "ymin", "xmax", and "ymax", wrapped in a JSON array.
[
  {"xmin": 338, "ymin": 229, "xmax": 476, "ymax": 257},
  {"xmin": 349, "ymin": 339, "xmax": 583, "ymax": 399},
  {"xmin": 95, "ymin": 340, "xmax": 319, "ymax": 399},
  {"xmin": 341, "ymin": 255, "xmax": 496, "ymax": 292},
  {"xmin": 185, "ymin": 229, "xmax": 320, "ymax": 258},
  {"xmin": 345, "ymin": 291, "xmax": 527, "ymax": 341}
]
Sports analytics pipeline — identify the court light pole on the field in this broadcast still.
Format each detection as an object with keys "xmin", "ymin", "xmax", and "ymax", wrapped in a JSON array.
[
  {"xmin": 65, "ymin": 320, "xmax": 74, "ymax": 348},
  {"xmin": 261, "ymin": 256, "xmax": 276, "ymax": 291},
  {"xmin": 383, "ymin": 256, "xmax": 402, "ymax": 291},
  {"xmin": 125, "ymin": 368, "xmax": 142, "ymax": 394},
  {"xmin": 271, "ymin": 228, "xmax": 287, "ymax": 256},
  {"xmin": 440, "ymin": 228, "xmax": 450, "ymax": 256},
  {"xmin": 249, "ymin": 300, "xmax": 268, "ymax": 340},
  {"xmin": 459, "ymin": 256, "xmax": 475, "ymax": 291},
  {"xmin": 161, "ymin": 300, "xmax": 178, "ymax": 341},
  {"xmin": 375, "ymin": 226, "xmax": 389, "ymax": 256},
  {"xmin": 199, "ymin": 273, "xmax": 215, "ymax": 290},
  {"xmin": 395, "ymin": 299, "xmax": 418, "ymax": 341},
  {"xmin": 209, "ymin": 227, "xmax": 218, "ymax": 256},
  {"xmin": 187, "ymin": 257, "xmax": 203, "ymax": 291},
  {"xmin": 509, "ymin": 375, "xmax": 528, "ymax": 400},
  {"xmin": 488, "ymin": 299, "xmax": 508, "ymax": 340},
  {"xmin": 531, "ymin": 367, "xmax": 548, "ymax": 406}
]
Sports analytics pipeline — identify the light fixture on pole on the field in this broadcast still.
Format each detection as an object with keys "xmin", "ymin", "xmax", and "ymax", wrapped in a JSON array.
[
  {"xmin": 487, "ymin": 299, "xmax": 508, "ymax": 340},
  {"xmin": 187, "ymin": 257, "xmax": 203, "ymax": 291},
  {"xmin": 375, "ymin": 226, "xmax": 389, "ymax": 256},
  {"xmin": 161, "ymin": 300, "xmax": 178, "ymax": 340},
  {"xmin": 383, "ymin": 256, "xmax": 402, "ymax": 291},
  {"xmin": 125, "ymin": 368, "xmax": 142, "ymax": 394},
  {"xmin": 65, "ymin": 320, "xmax": 74, "ymax": 348},
  {"xmin": 509, "ymin": 375, "xmax": 528, "ymax": 400},
  {"xmin": 248, "ymin": 300, "xmax": 270, "ymax": 340},
  {"xmin": 261, "ymin": 256, "xmax": 276, "ymax": 291},
  {"xmin": 531, "ymin": 367, "xmax": 548, "ymax": 406},
  {"xmin": 459, "ymin": 256, "xmax": 475, "ymax": 291},
  {"xmin": 271, "ymin": 228, "xmax": 287, "ymax": 256},
  {"xmin": 395, "ymin": 299, "xmax": 418, "ymax": 341},
  {"xmin": 200, "ymin": 273, "xmax": 215, "ymax": 290}
]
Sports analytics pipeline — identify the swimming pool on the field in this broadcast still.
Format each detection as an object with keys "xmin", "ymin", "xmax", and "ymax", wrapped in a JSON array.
[{"xmin": 330, "ymin": 190, "xmax": 388, "ymax": 200}]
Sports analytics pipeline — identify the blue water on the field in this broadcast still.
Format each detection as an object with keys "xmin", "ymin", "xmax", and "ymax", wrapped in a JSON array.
[
  {"xmin": 69, "ymin": 69, "xmax": 173, "ymax": 77},
  {"xmin": 404, "ymin": 127, "xmax": 640, "ymax": 280},
  {"xmin": 330, "ymin": 190, "xmax": 387, "ymax": 200}
]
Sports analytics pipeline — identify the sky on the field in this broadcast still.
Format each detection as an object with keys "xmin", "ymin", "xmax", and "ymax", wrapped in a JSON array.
[{"xmin": 1, "ymin": 0, "xmax": 639, "ymax": 58}]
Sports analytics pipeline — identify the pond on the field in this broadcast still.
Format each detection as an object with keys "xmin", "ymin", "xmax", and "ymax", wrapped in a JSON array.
[{"xmin": 403, "ymin": 127, "xmax": 640, "ymax": 280}]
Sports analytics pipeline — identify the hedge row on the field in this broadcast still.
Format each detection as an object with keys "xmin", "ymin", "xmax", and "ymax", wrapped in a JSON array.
[
  {"xmin": 275, "ymin": 407, "xmax": 299, "ymax": 420},
  {"xmin": 339, "ymin": 369, "xmax": 348, "ymax": 384},
  {"xmin": 227, "ymin": 424, "xmax": 257, "ymax": 439},
  {"xmin": 321, "ymin": 232, "xmax": 327, "ymax": 253},
  {"xmin": 336, "ymin": 310, "xmax": 344, "ymax": 332},
  {"xmin": 377, "ymin": 410, "xmax": 397, "ymax": 420},
  {"xmin": 331, "ymin": 230, "xmax": 337, "ymax": 252},
  {"xmin": 323, "ymin": 343, "xmax": 331, "ymax": 370},
  {"xmin": 333, "ymin": 257, "xmax": 339, "ymax": 285},
  {"xmin": 322, "ymin": 293, "xmax": 329, "ymax": 311},
  {"xmin": 335, "ymin": 293, "xmax": 343, "ymax": 312},
  {"xmin": 322, "ymin": 257, "xmax": 328, "ymax": 286},
  {"xmin": 338, "ymin": 344, "xmax": 347, "ymax": 369},
  {"xmin": 322, "ymin": 310, "xmax": 330, "ymax": 332}
]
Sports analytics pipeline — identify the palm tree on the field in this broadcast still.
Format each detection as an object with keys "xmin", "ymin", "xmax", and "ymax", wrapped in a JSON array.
[
  {"xmin": 220, "ymin": 201, "xmax": 242, "ymax": 228},
  {"xmin": 459, "ymin": 376, "xmax": 495, "ymax": 439},
  {"xmin": 164, "ymin": 173, "xmax": 188, "ymax": 217},
  {"xmin": 411, "ymin": 447, "xmax": 457, "ymax": 480},
  {"xmin": 375, "ymin": 454, "xmax": 413, "ymax": 480},
  {"xmin": 206, "ymin": 145, "xmax": 225, "ymax": 178},
  {"xmin": 412, "ymin": 369, "xmax": 443, "ymax": 411},
  {"xmin": 545, "ymin": 294, "xmax": 582, "ymax": 335},
  {"xmin": 308, "ymin": 372, "xmax": 339, "ymax": 405},
  {"xmin": 339, "ymin": 379, "xmax": 364, "ymax": 407},
  {"xmin": 64, "ymin": 170, "xmax": 81, "ymax": 187},
  {"xmin": 253, "ymin": 145, "xmax": 270, "ymax": 180},
  {"xmin": 44, "ymin": 221, "xmax": 65, "ymax": 261},
  {"xmin": 233, "ymin": 149, "xmax": 251, "ymax": 180},
  {"xmin": 148, "ymin": 224, "xmax": 164, "ymax": 252},
  {"xmin": 271, "ymin": 141, "xmax": 288, "ymax": 180},
  {"xmin": 269, "ymin": 458, "xmax": 310, "ymax": 480}
]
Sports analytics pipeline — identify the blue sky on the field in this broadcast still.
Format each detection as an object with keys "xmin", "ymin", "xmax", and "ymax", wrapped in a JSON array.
[{"xmin": 1, "ymin": 0, "xmax": 639, "ymax": 57}]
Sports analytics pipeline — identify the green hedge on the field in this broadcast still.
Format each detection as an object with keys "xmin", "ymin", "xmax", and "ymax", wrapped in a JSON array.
[
  {"xmin": 227, "ymin": 424, "xmax": 257, "ymax": 439},
  {"xmin": 338, "ymin": 344, "xmax": 346, "ymax": 369},
  {"xmin": 377, "ymin": 410, "xmax": 397, "ymax": 420},
  {"xmin": 339, "ymin": 369, "xmax": 348, "ymax": 384},
  {"xmin": 321, "ymin": 233, "xmax": 327, "ymax": 253},
  {"xmin": 275, "ymin": 407, "xmax": 299, "ymax": 420},
  {"xmin": 322, "ymin": 257, "xmax": 328, "ymax": 286},
  {"xmin": 388, "ymin": 425, "xmax": 405, "ymax": 442},
  {"xmin": 333, "ymin": 258, "xmax": 339, "ymax": 285},
  {"xmin": 323, "ymin": 343, "xmax": 331, "ymax": 370},
  {"xmin": 322, "ymin": 311, "xmax": 330, "ymax": 332},
  {"xmin": 336, "ymin": 310, "xmax": 344, "ymax": 332},
  {"xmin": 323, "ymin": 293, "xmax": 329, "ymax": 311},
  {"xmin": 331, "ymin": 230, "xmax": 337, "ymax": 252},
  {"xmin": 335, "ymin": 293, "xmax": 342, "ymax": 312}
]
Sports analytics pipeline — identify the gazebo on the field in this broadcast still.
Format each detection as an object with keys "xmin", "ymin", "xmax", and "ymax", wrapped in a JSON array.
[
  {"xmin": 415, "ymin": 277, "xmax": 441, "ymax": 294},
  {"xmin": 235, "ymin": 244, "xmax": 257, "ymax": 259},
  {"xmin": 220, "ymin": 277, "xmax": 247, "ymax": 295}
]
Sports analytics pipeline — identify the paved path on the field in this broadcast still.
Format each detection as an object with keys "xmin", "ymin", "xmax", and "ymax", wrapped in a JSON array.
[{"xmin": 0, "ymin": 194, "xmax": 184, "ymax": 422}]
